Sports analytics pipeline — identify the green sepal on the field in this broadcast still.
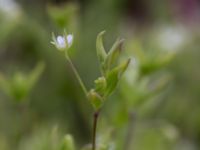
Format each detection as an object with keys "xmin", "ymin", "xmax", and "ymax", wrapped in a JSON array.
[
  {"xmin": 60, "ymin": 134, "xmax": 75, "ymax": 150},
  {"xmin": 94, "ymin": 76, "xmax": 107, "ymax": 96},
  {"xmin": 103, "ymin": 38, "xmax": 124, "ymax": 72},
  {"xmin": 105, "ymin": 58, "xmax": 131, "ymax": 96},
  {"xmin": 87, "ymin": 89, "xmax": 103, "ymax": 110}
]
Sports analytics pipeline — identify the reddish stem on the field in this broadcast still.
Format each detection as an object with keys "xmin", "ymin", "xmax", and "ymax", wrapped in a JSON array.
[{"xmin": 92, "ymin": 111, "xmax": 100, "ymax": 150}]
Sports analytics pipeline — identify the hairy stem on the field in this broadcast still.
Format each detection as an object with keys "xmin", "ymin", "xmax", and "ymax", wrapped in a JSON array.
[
  {"xmin": 65, "ymin": 53, "xmax": 88, "ymax": 96},
  {"xmin": 92, "ymin": 111, "xmax": 100, "ymax": 150}
]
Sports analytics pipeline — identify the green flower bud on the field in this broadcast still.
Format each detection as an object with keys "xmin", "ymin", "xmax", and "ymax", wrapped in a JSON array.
[
  {"xmin": 94, "ymin": 76, "xmax": 107, "ymax": 96},
  {"xmin": 87, "ymin": 89, "xmax": 103, "ymax": 110}
]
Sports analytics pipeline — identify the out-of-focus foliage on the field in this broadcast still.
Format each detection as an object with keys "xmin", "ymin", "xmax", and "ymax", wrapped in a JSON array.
[
  {"xmin": 0, "ymin": 62, "xmax": 44, "ymax": 102},
  {"xmin": 18, "ymin": 127, "xmax": 75, "ymax": 150},
  {"xmin": 47, "ymin": 3, "xmax": 79, "ymax": 30},
  {"xmin": 0, "ymin": 0, "xmax": 200, "ymax": 150}
]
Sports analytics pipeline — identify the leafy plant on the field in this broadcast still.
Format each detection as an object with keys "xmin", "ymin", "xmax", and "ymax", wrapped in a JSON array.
[{"xmin": 51, "ymin": 30, "xmax": 130, "ymax": 150}]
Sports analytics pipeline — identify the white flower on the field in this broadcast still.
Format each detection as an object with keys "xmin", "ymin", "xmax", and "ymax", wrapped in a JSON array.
[{"xmin": 51, "ymin": 32, "xmax": 73, "ymax": 51}]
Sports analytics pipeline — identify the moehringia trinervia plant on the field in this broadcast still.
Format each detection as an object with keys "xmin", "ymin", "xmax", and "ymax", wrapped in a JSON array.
[{"xmin": 51, "ymin": 30, "xmax": 130, "ymax": 150}]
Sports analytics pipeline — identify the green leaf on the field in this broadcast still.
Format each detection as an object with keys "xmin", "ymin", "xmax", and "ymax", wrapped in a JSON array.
[
  {"xmin": 87, "ymin": 89, "xmax": 103, "ymax": 110},
  {"xmin": 105, "ymin": 58, "xmax": 131, "ymax": 96},
  {"xmin": 96, "ymin": 31, "xmax": 107, "ymax": 72},
  {"xmin": 60, "ymin": 134, "xmax": 75, "ymax": 150},
  {"xmin": 104, "ymin": 38, "xmax": 124, "ymax": 71}
]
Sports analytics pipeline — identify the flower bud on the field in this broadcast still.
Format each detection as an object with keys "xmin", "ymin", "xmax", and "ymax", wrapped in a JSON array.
[{"xmin": 87, "ymin": 89, "xmax": 103, "ymax": 110}]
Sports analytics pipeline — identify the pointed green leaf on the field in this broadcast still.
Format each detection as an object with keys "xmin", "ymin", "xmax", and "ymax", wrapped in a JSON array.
[
  {"xmin": 118, "ymin": 58, "xmax": 131, "ymax": 77},
  {"xmin": 96, "ymin": 31, "xmax": 107, "ymax": 66},
  {"xmin": 104, "ymin": 38, "xmax": 124, "ymax": 71},
  {"xmin": 105, "ymin": 58, "xmax": 131, "ymax": 96}
]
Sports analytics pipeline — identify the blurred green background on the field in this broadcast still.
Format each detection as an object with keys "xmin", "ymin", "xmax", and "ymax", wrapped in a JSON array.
[{"xmin": 0, "ymin": 0, "xmax": 200, "ymax": 149}]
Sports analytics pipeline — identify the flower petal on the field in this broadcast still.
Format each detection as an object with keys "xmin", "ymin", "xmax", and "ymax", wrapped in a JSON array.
[
  {"xmin": 56, "ymin": 36, "xmax": 66, "ymax": 49},
  {"xmin": 67, "ymin": 34, "xmax": 73, "ymax": 47}
]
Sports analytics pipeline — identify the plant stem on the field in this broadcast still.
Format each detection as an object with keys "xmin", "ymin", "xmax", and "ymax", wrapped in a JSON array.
[
  {"xmin": 92, "ymin": 111, "xmax": 100, "ymax": 150},
  {"xmin": 65, "ymin": 53, "xmax": 88, "ymax": 96},
  {"xmin": 124, "ymin": 111, "xmax": 136, "ymax": 150}
]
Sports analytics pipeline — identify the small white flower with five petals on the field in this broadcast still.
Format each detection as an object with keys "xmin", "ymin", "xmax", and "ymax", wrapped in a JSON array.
[{"xmin": 51, "ymin": 32, "xmax": 73, "ymax": 51}]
